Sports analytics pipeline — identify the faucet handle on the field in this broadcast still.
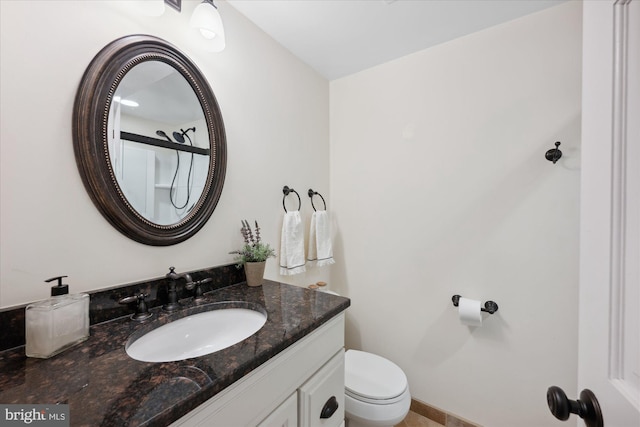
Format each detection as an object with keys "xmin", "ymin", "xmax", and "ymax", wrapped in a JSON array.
[
  {"xmin": 119, "ymin": 293, "xmax": 153, "ymax": 322},
  {"xmin": 186, "ymin": 278, "xmax": 212, "ymax": 301}
]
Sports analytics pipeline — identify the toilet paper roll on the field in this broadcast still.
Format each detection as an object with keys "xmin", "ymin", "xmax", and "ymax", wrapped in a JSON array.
[{"xmin": 458, "ymin": 297, "xmax": 483, "ymax": 326}]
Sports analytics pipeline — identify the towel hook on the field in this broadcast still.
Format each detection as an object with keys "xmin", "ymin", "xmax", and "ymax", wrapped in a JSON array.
[
  {"xmin": 308, "ymin": 188, "xmax": 327, "ymax": 211},
  {"xmin": 545, "ymin": 141, "xmax": 562, "ymax": 164},
  {"xmin": 282, "ymin": 186, "xmax": 301, "ymax": 212},
  {"xmin": 452, "ymin": 294, "xmax": 499, "ymax": 314}
]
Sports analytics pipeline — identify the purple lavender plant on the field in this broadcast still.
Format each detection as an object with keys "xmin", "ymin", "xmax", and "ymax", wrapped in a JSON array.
[{"xmin": 230, "ymin": 220, "xmax": 276, "ymax": 267}]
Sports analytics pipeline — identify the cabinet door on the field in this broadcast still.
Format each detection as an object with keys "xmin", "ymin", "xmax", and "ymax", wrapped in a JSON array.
[
  {"xmin": 298, "ymin": 350, "xmax": 345, "ymax": 427},
  {"xmin": 258, "ymin": 392, "xmax": 297, "ymax": 427}
]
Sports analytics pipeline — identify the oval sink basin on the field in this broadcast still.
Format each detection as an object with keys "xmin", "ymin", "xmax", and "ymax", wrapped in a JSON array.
[{"xmin": 126, "ymin": 307, "xmax": 267, "ymax": 363}]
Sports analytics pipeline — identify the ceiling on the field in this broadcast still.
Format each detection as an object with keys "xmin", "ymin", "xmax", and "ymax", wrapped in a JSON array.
[{"xmin": 226, "ymin": 0, "xmax": 566, "ymax": 80}]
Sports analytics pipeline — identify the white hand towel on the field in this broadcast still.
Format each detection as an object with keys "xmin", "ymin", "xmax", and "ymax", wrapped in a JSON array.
[
  {"xmin": 307, "ymin": 210, "xmax": 335, "ymax": 268},
  {"xmin": 280, "ymin": 211, "xmax": 306, "ymax": 275}
]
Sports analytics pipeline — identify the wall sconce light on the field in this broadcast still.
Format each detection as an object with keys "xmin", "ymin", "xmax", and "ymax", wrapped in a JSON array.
[
  {"xmin": 189, "ymin": 0, "xmax": 226, "ymax": 52},
  {"xmin": 160, "ymin": 0, "xmax": 225, "ymax": 52}
]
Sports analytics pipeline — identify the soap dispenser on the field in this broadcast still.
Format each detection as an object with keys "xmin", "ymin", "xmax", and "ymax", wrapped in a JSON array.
[{"xmin": 25, "ymin": 276, "xmax": 89, "ymax": 358}]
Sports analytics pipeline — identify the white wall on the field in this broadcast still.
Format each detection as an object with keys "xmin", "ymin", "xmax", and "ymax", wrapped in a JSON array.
[
  {"xmin": 0, "ymin": 0, "xmax": 330, "ymax": 308},
  {"xmin": 329, "ymin": 2, "xmax": 582, "ymax": 427},
  {"xmin": 1, "ymin": 1, "xmax": 583, "ymax": 425}
]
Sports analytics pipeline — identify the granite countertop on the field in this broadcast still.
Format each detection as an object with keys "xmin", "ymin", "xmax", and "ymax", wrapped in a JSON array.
[{"xmin": 0, "ymin": 281, "xmax": 350, "ymax": 426}]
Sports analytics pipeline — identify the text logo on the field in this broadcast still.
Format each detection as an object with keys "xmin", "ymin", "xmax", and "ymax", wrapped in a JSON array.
[{"xmin": 1, "ymin": 405, "xmax": 69, "ymax": 426}]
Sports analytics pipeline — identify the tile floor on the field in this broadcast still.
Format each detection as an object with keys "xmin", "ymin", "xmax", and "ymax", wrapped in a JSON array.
[{"xmin": 395, "ymin": 410, "xmax": 445, "ymax": 427}]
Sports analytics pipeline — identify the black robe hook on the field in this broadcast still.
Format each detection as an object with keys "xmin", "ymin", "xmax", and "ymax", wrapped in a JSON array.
[{"xmin": 545, "ymin": 141, "xmax": 562, "ymax": 164}]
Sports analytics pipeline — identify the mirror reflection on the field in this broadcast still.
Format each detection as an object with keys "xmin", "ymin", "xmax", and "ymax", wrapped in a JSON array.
[{"xmin": 108, "ymin": 61, "xmax": 210, "ymax": 225}]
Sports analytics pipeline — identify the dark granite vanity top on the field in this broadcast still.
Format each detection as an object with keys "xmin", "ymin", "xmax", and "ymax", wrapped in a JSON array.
[{"xmin": 0, "ymin": 281, "xmax": 350, "ymax": 426}]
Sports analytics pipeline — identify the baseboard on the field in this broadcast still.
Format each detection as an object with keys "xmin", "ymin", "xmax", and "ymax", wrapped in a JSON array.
[{"xmin": 410, "ymin": 398, "xmax": 482, "ymax": 427}]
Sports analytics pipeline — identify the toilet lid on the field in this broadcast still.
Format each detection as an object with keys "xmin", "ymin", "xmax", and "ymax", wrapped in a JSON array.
[{"xmin": 345, "ymin": 350, "xmax": 408, "ymax": 401}]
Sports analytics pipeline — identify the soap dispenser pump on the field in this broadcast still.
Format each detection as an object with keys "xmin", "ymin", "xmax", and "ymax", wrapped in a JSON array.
[
  {"xmin": 48, "ymin": 275, "xmax": 69, "ymax": 296},
  {"xmin": 25, "ymin": 276, "xmax": 89, "ymax": 358}
]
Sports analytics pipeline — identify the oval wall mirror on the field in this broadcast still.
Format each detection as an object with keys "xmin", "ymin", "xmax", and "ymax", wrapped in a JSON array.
[{"xmin": 73, "ymin": 35, "xmax": 226, "ymax": 245}]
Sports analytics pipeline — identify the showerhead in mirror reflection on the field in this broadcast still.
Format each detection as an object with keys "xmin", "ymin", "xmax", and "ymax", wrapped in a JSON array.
[{"xmin": 169, "ymin": 127, "xmax": 196, "ymax": 215}]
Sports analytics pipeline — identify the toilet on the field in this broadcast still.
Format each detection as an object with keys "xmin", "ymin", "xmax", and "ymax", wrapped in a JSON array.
[{"xmin": 344, "ymin": 349, "xmax": 411, "ymax": 427}]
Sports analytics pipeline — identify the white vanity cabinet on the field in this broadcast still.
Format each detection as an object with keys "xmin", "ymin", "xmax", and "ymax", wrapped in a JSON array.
[
  {"xmin": 298, "ymin": 350, "xmax": 345, "ymax": 427},
  {"xmin": 257, "ymin": 392, "xmax": 297, "ymax": 427},
  {"xmin": 171, "ymin": 313, "xmax": 346, "ymax": 427}
]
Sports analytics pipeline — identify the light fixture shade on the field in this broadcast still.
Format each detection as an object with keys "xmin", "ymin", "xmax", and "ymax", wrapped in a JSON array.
[{"xmin": 190, "ymin": 1, "xmax": 226, "ymax": 52}]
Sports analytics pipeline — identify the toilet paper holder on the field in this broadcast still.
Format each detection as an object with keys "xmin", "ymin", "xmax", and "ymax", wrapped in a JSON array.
[{"xmin": 452, "ymin": 295, "xmax": 499, "ymax": 314}]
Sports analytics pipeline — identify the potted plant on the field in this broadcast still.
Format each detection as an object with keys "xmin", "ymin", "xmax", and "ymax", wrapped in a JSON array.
[{"xmin": 230, "ymin": 220, "xmax": 276, "ymax": 286}]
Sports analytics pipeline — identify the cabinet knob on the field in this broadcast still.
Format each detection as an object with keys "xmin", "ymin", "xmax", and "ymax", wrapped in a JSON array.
[{"xmin": 320, "ymin": 396, "xmax": 338, "ymax": 419}]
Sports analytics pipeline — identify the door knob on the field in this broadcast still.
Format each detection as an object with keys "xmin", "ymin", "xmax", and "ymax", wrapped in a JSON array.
[{"xmin": 547, "ymin": 386, "xmax": 603, "ymax": 427}]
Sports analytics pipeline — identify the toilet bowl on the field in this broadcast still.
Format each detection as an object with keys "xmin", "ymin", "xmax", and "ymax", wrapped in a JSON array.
[{"xmin": 344, "ymin": 349, "xmax": 411, "ymax": 427}]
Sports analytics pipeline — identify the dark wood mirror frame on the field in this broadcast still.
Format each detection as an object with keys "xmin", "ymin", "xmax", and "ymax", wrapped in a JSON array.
[{"xmin": 73, "ymin": 34, "xmax": 226, "ymax": 246}]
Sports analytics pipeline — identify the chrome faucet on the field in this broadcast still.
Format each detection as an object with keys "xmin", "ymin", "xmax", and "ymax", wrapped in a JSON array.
[{"xmin": 164, "ymin": 266, "xmax": 193, "ymax": 312}]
